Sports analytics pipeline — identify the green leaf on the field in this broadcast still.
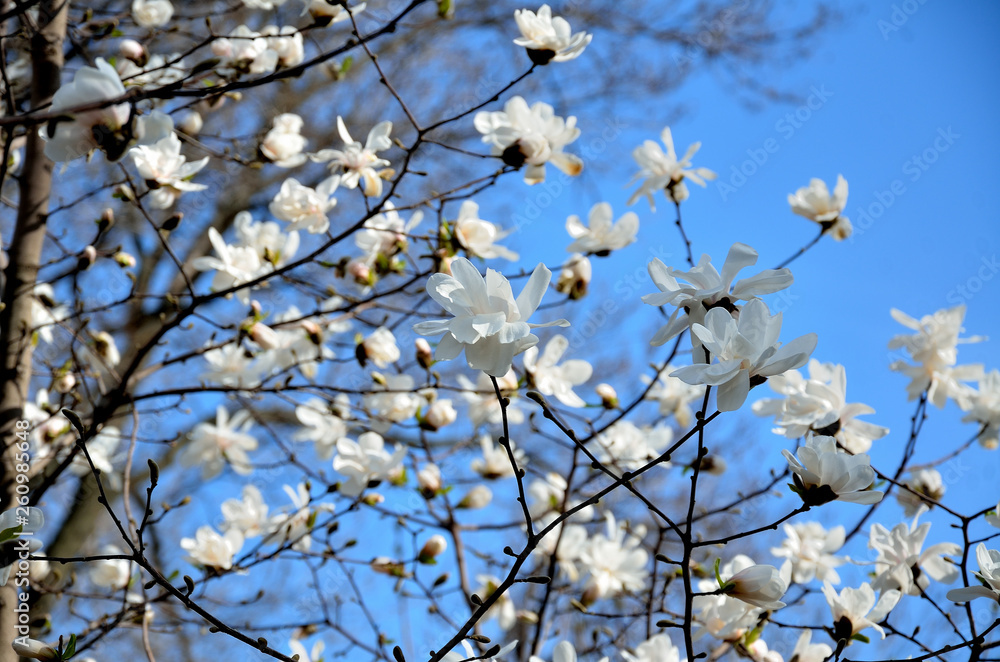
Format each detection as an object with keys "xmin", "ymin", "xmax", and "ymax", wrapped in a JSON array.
[
  {"xmin": 0, "ymin": 525, "xmax": 24, "ymax": 545},
  {"xmin": 63, "ymin": 633, "xmax": 77, "ymax": 659},
  {"xmin": 851, "ymin": 633, "xmax": 870, "ymax": 644}
]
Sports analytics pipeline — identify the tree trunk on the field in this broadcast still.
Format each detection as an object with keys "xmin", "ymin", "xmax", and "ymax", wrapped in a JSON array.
[{"xmin": 0, "ymin": 2, "xmax": 69, "ymax": 660}]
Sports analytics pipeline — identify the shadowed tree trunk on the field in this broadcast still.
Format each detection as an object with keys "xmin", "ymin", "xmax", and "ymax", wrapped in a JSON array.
[{"xmin": 0, "ymin": 2, "xmax": 69, "ymax": 661}]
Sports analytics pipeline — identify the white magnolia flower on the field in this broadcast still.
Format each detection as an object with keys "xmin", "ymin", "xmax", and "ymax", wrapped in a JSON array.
[
  {"xmin": 987, "ymin": 502, "xmax": 1000, "ymax": 529},
  {"xmin": 528, "ymin": 472, "xmax": 593, "ymax": 521},
  {"xmin": 789, "ymin": 630, "xmax": 832, "ymax": 662},
  {"xmin": 642, "ymin": 243, "xmax": 794, "ymax": 348},
  {"xmin": 721, "ymin": 563, "xmax": 787, "ymax": 610},
  {"xmin": 533, "ymin": 513, "xmax": 588, "ymax": 582},
  {"xmin": 417, "ymin": 462, "xmax": 442, "ymax": 496},
  {"xmin": 592, "ymin": 420, "xmax": 672, "ymax": 471},
  {"xmin": 693, "ymin": 555, "xmax": 762, "ymax": 642},
  {"xmin": 578, "ymin": 512, "xmax": 649, "ymax": 602},
  {"xmin": 117, "ymin": 53, "xmax": 187, "ymax": 88},
  {"xmin": 565, "ymin": 202, "xmax": 638, "ymax": 254},
  {"xmin": 243, "ymin": 0, "xmax": 287, "ymax": 8},
  {"xmin": 180, "ymin": 406, "xmax": 257, "ymax": 478},
  {"xmin": 200, "ymin": 342, "xmax": 263, "ymax": 389},
  {"xmin": 294, "ymin": 397, "xmax": 348, "ymax": 459},
  {"xmin": 0, "ymin": 507, "xmax": 44, "ymax": 586},
  {"xmin": 129, "ymin": 132, "xmax": 209, "ymax": 209},
  {"xmin": 41, "ymin": 58, "xmax": 131, "ymax": 162},
  {"xmin": 180, "ymin": 526, "xmax": 243, "ymax": 570},
  {"xmin": 262, "ymin": 25, "xmax": 305, "ymax": 68},
  {"xmin": 89, "ymin": 544, "xmax": 131, "ymax": 590},
  {"xmin": 266, "ymin": 483, "xmax": 332, "ymax": 551},
  {"xmin": 888, "ymin": 304, "xmax": 985, "ymax": 409},
  {"xmin": 311, "ymin": 117, "xmax": 392, "ymax": 196},
  {"xmin": 304, "ymin": 0, "xmax": 367, "ymax": 24},
  {"xmin": 261, "ymin": 113, "xmax": 308, "ymax": 168},
  {"xmin": 354, "ymin": 201, "xmax": 423, "ymax": 265},
  {"xmin": 783, "ymin": 435, "xmax": 882, "ymax": 506},
  {"xmin": 471, "ymin": 435, "xmax": 525, "ymax": 479},
  {"xmin": 268, "ymin": 176, "xmax": 340, "ymax": 234},
  {"xmin": 513, "ymin": 5, "xmax": 592, "ymax": 64},
  {"xmin": 963, "ymin": 369, "xmax": 1000, "ymax": 448},
  {"xmin": 523, "ymin": 334, "xmax": 591, "ymax": 407},
  {"xmin": 752, "ymin": 360, "xmax": 889, "ymax": 453},
  {"xmin": 191, "ymin": 229, "xmax": 265, "ymax": 304},
  {"xmin": 671, "ymin": 298, "xmax": 817, "ymax": 412},
  {"xmin": 475, "ymin": 574, "xmax": 516, "ymax": 629},
  {"xmin": 423, "ymin": 398, "xmax": 457, "ymax": 431},
  {"xmin": 10, "ymin": 638, "xmax": 59, "ymax": 662},
  {"xmin": 332, "ymin": 432, "xmax": 407, "ymax": 497},
  {"xmin": 555, "ymin": 253, "xmax": 591, "ymax": 299},
  {"xmin": 771, "ymin": 522, "xmax": 845, "ymax": 584},
  {"xmin": 947, "ymin": 543, "xmax": 1000, "ymax": 603},
  {"xmin": 213, "ymin": 25, "xmax": 278, "ymax": 75},
  {"xmin": 289, "ymin": 639, "xmax": 324, "ymax": 662},
  {"xmin": 221, "ymin": 485, "xmax": 270, "ymax": 538},
  {"xmin": 413, "ymin": 257, "xmax": 568, "ymax": 376},
  {"xmin": 452, "ymin": 200, "xmax": 519, "ymax": 261},
  {"xmin": 364, "ymin": 373, "xmax": 421, "ymax": 431},
  {"xmin": 896, "ymin": 468, "xmax": 945, "ymax": 517},
  {"xmin": 628, "ymin": 126, "xmax": 716, "ymax": 209},
  {"xmin": 360, "ymin": 326, "xmax": 400, "ymax": 368},
  {"xmin": 29, "ymin": 283, "xmax": 69, "ymax": 345},
  {"xmin": 869, "ymin": 509, "xmax": 960, "ymax": 595},
  {"xmin": 474, "ymin": 96, "xmax": 582, "ymax": 185},
  {"xmin": 822, "ymin": 581, "xmax": 900, "ymax": 641},
  {"xmin": 235, "ymin": 211, "xmax": 300, "ymax": 267},
  {"xmin": 788, "ymin": 175, "xmax": 852, "ymax": 240},
  {"xmin": 132, "ymin": 0, "xmax": 173, "ymax": 28},
  {"xmin": 620, "ymin": 634, "xmax": 681, "ymax": 662},
  {"xmin": 456, "ymin": 370, "xmax": 525, "ymax": 428},
  {"xmin": 68, "ymin": 426, "xmax": 121, "ymax": 486},
  {"xmin": 641, "ymin": 367, "xmax": 705, "ymax": 427}
]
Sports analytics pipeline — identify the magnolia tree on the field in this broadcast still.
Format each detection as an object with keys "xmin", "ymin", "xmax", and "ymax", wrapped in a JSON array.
[{"xmin": 0, "ymin": 2, "xmax": 997, "ymax": 662}]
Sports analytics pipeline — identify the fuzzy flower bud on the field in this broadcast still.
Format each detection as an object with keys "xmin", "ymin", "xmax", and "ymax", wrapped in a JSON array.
[
  {"xmin": 418, "ymin": 534, "xmax": 448, "ymax": 563},
  {"xmin": 595, "ymin": 383, "xmax": 618, "ymax": 409},
  {"xmin": 119, "ymin": 39, "xmax": 148, "ymax": 65},
  {"xmin": 415, "ymin": 338, "xmax": 434, "ymax": 369},
  {"xmin": 457, "ymin": 485, "xmax": 492, "ymax": 509},
  {"xmin": 54, "ymin": 373, "xmax": 77, "ymax": 394}
]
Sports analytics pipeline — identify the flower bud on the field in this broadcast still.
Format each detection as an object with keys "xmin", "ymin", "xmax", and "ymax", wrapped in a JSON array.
[
  {"xmin": 415, "ymin": 338, "xmax": 433, "ymax": 368},
  {"xmin": 114, "ymin": 251, "xmax": 136, "ymax": 268},
  {"xmin": 177, "ymin": 111, "xmax": 203, "ymax": 136},
  {"xmin": 300, "ymin": 320, "xmax": 323, "ymax": 345},
  {"xmin": 249, "ymin": 322, "xmax": 280, "ymax": 350},
  {"xmin": 98, "ymin": 208, "xmax": 115, "ymax": 233},
  {"xmin": 54, "ymin": 373, "xmax": 76, "ymax": 394},
  {"xmin": 417, "ymin": 463, "xmax": 441, "ymax": 499},
  {"xmin": 457, "ymin": 485, "xmax": 492, "ymax": 509},
  {"xmin": 11, "ymin": 639, "xmax": 60, "ymax": 662},
  {"xmin": 698, "ymin": 454, "xmax": 727, "ymax": 476},
  {"xmin": 161, "ymin": 212, "xmax": 183, "ymax": 231},
  {"xmin": 79, "ymin": 245, "xmax": 97, "ymax": 270},
  {"xmin": 371, "ymin": 557, "xmax": 407, "ymax": 577},
  {"xmin": 119, "ymin": 39, "xmax": 148, "ymax": 66},
  {"xmin": 595, "ymin": 383, "xmax": 618, "ymax": 409},
  {"xmin": 556, "ymin": 253, "xmax": 592, "ymax": 300},
  {"xmin": 418, "ymin": 534, "xmax": 448, "ymax": 563},
  {"xmin": 348, "ymin": 260, "xmax": 371, "ymax": 285},
  {"xmin": 422, "ymin": 399, "xmax": 457, "ymax": 431}
]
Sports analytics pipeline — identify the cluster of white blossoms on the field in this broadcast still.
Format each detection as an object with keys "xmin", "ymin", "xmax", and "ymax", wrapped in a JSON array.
[
  {"xmin": 212, "ymin": 24, "xmax": 305, "ymax": 75},
  {"xmin": 475, "ymin": 96, "xmax": 583, "ymax": 185},
  {"xmin": 753, "ymin": 359, "xmax": 889, "ymax": 453},
  {"xmin": 889, "ymin": 304, "xmax": 986, "ymax": 408}
]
